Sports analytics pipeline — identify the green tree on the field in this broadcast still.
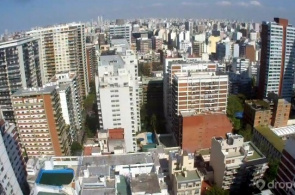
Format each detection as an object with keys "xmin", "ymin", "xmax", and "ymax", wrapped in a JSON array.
[
  {"xmin": 150, "ymin": 114, "xmax": 157, "ymax": 131},
  {"xmin": 205, "ymin": 185, "xmax": 229, "ymax": 195},
  {"xmin": 264, "ymin": 159, "xmax": 280, "ymax": 184},
  {"xmin": 71, "ymin": 141, "xmax": 83, "ymax": 155}
]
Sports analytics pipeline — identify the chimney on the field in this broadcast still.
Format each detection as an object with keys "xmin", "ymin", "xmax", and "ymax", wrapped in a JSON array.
[{"xmin": 183, "ymin": 171, "xmax": 187, "ymax": 178}]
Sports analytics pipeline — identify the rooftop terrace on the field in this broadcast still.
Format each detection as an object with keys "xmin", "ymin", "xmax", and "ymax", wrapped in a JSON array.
[
  {"xmin": 175, "ymin": 170, "xmax": 201, "ymax": 182},
  {"xmin": 255, "ymin": 126, "xmax": 285, "ymax": 152}
]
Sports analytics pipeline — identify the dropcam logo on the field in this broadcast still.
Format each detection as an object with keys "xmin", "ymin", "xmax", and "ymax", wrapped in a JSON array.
[{"xmin": 255, "ymin": 179, "xmax": 295, "ymax": 190}]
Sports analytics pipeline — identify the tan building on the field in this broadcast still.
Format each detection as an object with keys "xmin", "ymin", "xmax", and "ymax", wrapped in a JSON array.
[
  {"xmin": 169, "ymin": 150, "xmax": 203, "ymax": 195},
  {"xmin": 244, "ymin": 98, "xmax": 291, "ymax": 128},
  {"xmin": 245, "ymin": 45, "xmax": 256, "ymax": 63},
  {"xmin": 164, "ymin": 58, "xmax": 228, "ymax": 135},
  {"xmin": 12, "ymin": 86, "xmax": 71, "ymax": 157},
  {"xmin": 271, "ymin": 98, "xmax": 290, "ymax": 128},
  {"xmin": 27, "ymin": 23, "xmax": 89, "ymax": 98},
  {"xmin": 208, "ymin": 36, "xmax": 220, "ymax": 54},
  {"xmin": 244, "ymin": 100, "xmax": 272, "ymax": 127},
  {"xmin": 210, "ymin": 133, "xmax": 268, "ymax": 193},
  {"xmin": 171, "ymin": 71, "xmax": 228, "ymax": 135}
]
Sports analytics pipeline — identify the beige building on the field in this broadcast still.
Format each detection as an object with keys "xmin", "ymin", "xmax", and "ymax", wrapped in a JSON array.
[
  {"xmin": 164, "ymin": 57, "xmax": 228, "ymax": 133},
  {"xmin": 169, "ymin": 150, "xmax": 203, "ymax": 195},
  {"xmin": 208, "ymin": 36, "xmax": 220, "ymax": 54},
  {"xmin": 27, "ymin": 23, "xmax": 89, "ymax": 98},
  {"xmin": 12, "ymin": 86, "xmax": 71, "ymax": 157},
  {"xmin": 210, "ymin": 133, "xmax": 268, "ymax": 192}
]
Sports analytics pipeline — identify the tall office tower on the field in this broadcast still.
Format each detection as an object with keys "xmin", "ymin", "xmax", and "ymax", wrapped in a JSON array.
[
  {"xmin": 275, "ymin": 135, "xmax": 295, "ymax": 195},
  {"xmin": 210, "ymin": 134, "xmax": 268, "ymax": 193},
  {"xmin": 185, "ymin": 21, "xmax": 194, "ymax": 35},
  {"xmin": 163, "ymin": 57, "xmax": 228, "ymax": 132},
  {"xmin": 12, "ymin": 86, "xmax": 71, "ymax": 157},
  {"xmin": 86, "ymin": 44, "xmax": 98, "ymax": 84},
  {"xmin": 258, "ymin": 18, "xmax": 295, "ymax": 100},
  {"xmin": 0, "ymin": 37, "xmax": 42, "ymax": 124},
  {"xmin": 109, "ymin": 20, "xmax": 132, "ymax": 43},
  {"xmin": 96, "ymin": 50, "xmax": 141, "ymax": 152},
  {"xmin": 27, "ymin": 23, "xmax": 89, "ymax": 98},
  {"xmin": 49, "ymin": 71, "xmax": 83, "ymax": 140},
  {"xmin": 0, "ymin": 121, "xmax": 28, "ymax": 195}
]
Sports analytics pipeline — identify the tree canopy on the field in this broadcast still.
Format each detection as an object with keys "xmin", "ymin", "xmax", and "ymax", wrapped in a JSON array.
[{"xmin": 205, "ymin": 185, "xmax": 230, "ymax": 195}]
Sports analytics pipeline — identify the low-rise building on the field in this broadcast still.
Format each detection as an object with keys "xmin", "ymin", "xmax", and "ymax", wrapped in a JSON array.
[
  {"xmin": 179, "ymin": 111, "xmax": 232, "ymax": 153},
  {"xmin": 27, "ymin": 152, "xmax": 167, "ymax": 195},
  {"xmin": 244, "ymin": 100, "xmax": 272, "ymax": 127},
  {"xmin": 253, "ymin": 126, "xmax": 285, "ymax": 159},
  {"xmin": 169, "ymin": 150, "xmax": 203, "ymax": 195},
  {"xmin": 210, "ymin": 133, "xmax": 268, "ymax": 193}
]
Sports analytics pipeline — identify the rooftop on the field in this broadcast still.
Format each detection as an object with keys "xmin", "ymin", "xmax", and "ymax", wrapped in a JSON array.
[
  {"xmin": 175, "ymin": 170, "xmax": 201, "ymax": 182},
  {"xmin": 12, "ymin": 86, "xmax": 56, "ymax": 97},
  {"xmin": 130, "ymin": 173, "xmax": 161, "ymax": 194},
  {"xmin": 81, "ymin": 153, "xmax": 154, "ymax": 168},
  {"xmin": 245, "ymin": 100, "xmax": 270, "ymax": 110},
  {"xmin": 272, "ymin": 125, "xmax": 295, "ymax": 137},
  {"xmin": 255, "ymin": 126, "xmax": 285, "ymax": 152},
  {"xmin": 244, "ymin": 141, "xmax": 265, "ymax": 161}
]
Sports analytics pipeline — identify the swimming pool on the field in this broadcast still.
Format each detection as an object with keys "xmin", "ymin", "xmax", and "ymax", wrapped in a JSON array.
[{"xmin": 36, "ymin": 168, "xmax": 74, "ymax": 186}]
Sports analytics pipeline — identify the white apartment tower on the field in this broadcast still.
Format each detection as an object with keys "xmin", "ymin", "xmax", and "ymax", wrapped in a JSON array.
[
  {"xmin": 49, "ymin": 71, "xmax": 83, "ymax": 135},
  {"xmin": 0, "ymin": 121, "xmax": 27, "ymax": 195},
  {"xmin": 109, "ymin": 20, "xmax": 132, "ymax": 44},
  {"xmin": 96, "ymin": 50, "xmax": 141, "ymax": 152},
  {"xmin": 210, "ymin": 134, "xmax": 268, "ymax": 192},
  {"xmin": 27, "ymin": 23, "xmax": 89, "ymax": 98},
  {"xmin": 259, "ymin": 18, "xmax": 295, "ymax": 100}
]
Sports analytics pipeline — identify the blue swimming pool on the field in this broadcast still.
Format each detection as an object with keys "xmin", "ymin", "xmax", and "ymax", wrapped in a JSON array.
[
  {"xmin": 36, "ymin": 168, "xmax": 74, "ymax": 186},
  {"xmin": 146, "ymin": 132, "xmax": 155, "ymax": 144}
]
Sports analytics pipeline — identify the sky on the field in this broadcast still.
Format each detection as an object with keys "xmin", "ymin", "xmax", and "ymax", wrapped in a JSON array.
[{"xmin": 1, "ymin": 0, "xmax": 295, "ymax": 33}]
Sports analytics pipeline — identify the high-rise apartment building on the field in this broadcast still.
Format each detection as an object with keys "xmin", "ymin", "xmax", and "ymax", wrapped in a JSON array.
[
  {"xmin": 275, "ymin": 135, "xmax": 295, "ymax": 195},
  {"xmin": 12, "ymin": 86, "xmax": 71, "ymax": 157},
  {"xmin": 258, "ymin": 18, "xmax": 295, "ymax": 100},
  {"xmin": 86, "ymin": 44, "xmax": 97, "ymax": 83},
  {"xmin": 164, "ymin": 57, "xmax": 228, "ymax": 132},
  {"xmin": 0, "ymin": 37, "xmax": 42, "ymax": 123},
  {"xmin": 136, "ymin": 38, "xmax": 152, "ymax": 53},
  {"xmin": 96, "ymin": 50, "xmax": 141, "ymax": 152},
  {"xmin": 109, "ymin": 20, "xmax": 132, "ymax": 43},
  {"xmin": 56, "ymin": 84, "xmax": 76, "ymax": 141},
  {"xmin": 27, "ymin": 23, "xmax": 89, "ymax": 98},
  {"xmin": 210, "ymin": 134, "xmax": 268, "ymax": 193},
  {"xmin": 49, "ymin": 71, "xmax": 83, "ymax": 133},
  {"xmin": 0, "ymin": 121, "xmax": 28, "ymax": 195},
  {"xmin": 152, "ymin": 36, "xmax": 163, "ymax": 51}
]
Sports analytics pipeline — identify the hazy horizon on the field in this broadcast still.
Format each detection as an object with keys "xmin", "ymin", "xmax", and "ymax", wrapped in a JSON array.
[{"xmin": 1, "ymin": 0, "xmax": 294, "ymax": 33}]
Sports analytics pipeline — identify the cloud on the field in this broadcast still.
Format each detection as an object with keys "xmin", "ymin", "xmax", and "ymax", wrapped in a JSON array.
[
  {"xmin": 237, "ymin": 2, "xmax": 248, "ymax": 7},
  {"xmin": 216, "ymin": 1, "xmax": 232, "ymax": 6},
  {"xmin": 151, "ymin": 3, "xmax": 163, "ymax": 7},
  {"xmin": 181, "ymin": 1, "xmax": 208, "ymax": 6},
  {"xmin": 250, "ymin": 1, "xmax": 262, "ymax": 6}
]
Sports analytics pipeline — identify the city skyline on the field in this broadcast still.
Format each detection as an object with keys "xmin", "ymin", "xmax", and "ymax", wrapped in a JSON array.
[{"xmin": 1, "ymin": 0, "xmax": 294, "ymax": 33}]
